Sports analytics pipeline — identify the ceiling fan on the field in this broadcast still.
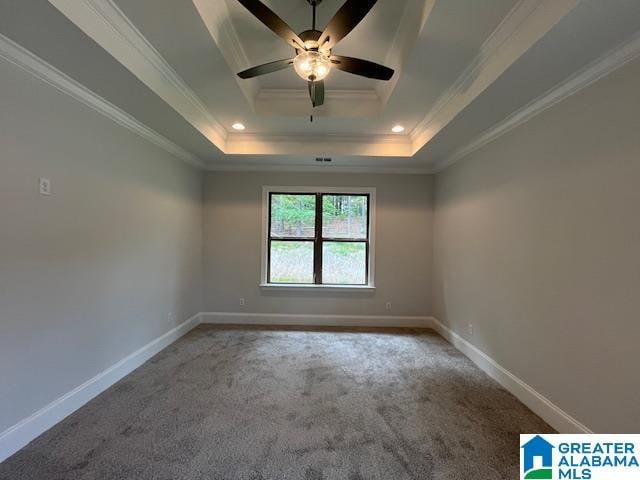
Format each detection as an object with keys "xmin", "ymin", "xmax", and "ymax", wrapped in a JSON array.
[{"xmin": 236, "ymin": 0, "xmax": 394, "ymax": 109}]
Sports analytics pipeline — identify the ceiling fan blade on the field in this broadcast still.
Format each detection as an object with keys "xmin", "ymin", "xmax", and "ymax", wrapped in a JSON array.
[
  {"xmin": 237, "ymin": 0, "xmax": 306, "ymax": 50},
  {"xmin": 308, "ymin": 80, "xmax": 325, "ymax": 107},
  {"xmin": 237, "ymin": 58, "xmax": 294, "ymax": 79},
  {"xmin": 330, "ymin": 55, "xmax": 394, "ymax": 80},
  {"xmin": 318, "ymin": 0, "xmax": 377, "ymax": 50}
]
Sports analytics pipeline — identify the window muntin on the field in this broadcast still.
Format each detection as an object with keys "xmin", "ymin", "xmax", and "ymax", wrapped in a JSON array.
[{"xmin": 267, "ymin": 192, "xmax": 370, "ymax": 285}]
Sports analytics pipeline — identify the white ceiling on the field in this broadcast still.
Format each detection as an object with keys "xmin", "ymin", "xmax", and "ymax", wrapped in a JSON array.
[{"xmin": 1, "ymin": 0, "xmax": 639, "ymax": 172}]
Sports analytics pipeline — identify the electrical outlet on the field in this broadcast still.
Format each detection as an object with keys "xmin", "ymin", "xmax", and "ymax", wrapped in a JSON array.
[
  {"xmin": 385, "ymin": 302, "xmax": 392, "ymax": 310},
  {"xmin": 239, "ymin": 298, "xmax": 245, "ymax": 306},
  {"xmin": 39, "ymin": 178, "xmax": 51, "ymax": 195},
  {"xmin": 468, "ymin": 323, "xmax": 474, "ymax": 337}
]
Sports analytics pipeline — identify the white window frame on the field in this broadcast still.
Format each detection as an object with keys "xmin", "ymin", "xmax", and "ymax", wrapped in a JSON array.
[{"xmin": 260, "ymin": 186, "xmax": 376, "ymax": 290}]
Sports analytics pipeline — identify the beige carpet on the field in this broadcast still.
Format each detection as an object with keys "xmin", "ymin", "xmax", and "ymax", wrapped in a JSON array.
[{"xmin": 0, "ymin": 325, "xmax": 553, "ymax": 479}]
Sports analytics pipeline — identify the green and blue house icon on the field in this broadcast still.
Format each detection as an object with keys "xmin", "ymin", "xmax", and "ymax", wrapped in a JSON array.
[{"xmin": 521, "ymin": 435, "xmax": 554, "ymax": 479}]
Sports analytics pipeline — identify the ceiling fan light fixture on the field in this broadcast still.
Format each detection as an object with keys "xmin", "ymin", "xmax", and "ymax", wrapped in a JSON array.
[
  {"xmin": 235, "ymin": 0, "xmax": 395, "ymax": 109},
  {"xmin": 293, "ymin": 50, "xmax": 331, "ymax": 82}
]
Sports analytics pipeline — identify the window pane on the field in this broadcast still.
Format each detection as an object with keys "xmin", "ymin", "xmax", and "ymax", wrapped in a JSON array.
[
  {"xmin": 270, "ymin": 194, "xmax": 315, "ymax": 238},
  {"xmin": 322, "ymin": 195, "xmax": 367, "ymax": 239},
  {"xmin": 270, "ymin": 241, "xmax": 314, "ymax": 283},
  {"xmin": 322, "ymin": 242, "xmax": 367, "ymax": 285}
]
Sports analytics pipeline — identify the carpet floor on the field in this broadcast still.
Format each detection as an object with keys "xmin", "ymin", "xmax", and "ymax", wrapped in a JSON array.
[{"xmin": 0, "ymin": 325, "xmax": 553, "ymax": 479}]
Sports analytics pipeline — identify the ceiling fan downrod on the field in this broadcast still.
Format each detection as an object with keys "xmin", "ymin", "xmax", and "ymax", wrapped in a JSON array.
[{"xmin": 308, "ymin": 0, "xmax": 323, "ymax": 31}]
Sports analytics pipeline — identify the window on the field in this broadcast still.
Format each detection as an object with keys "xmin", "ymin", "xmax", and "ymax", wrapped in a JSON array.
[{"xmin": 262, "ymin": 187, "xmax": 375, "ymax": 288}]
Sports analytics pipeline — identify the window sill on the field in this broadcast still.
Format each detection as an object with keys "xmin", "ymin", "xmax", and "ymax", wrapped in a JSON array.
[{"xmin": 259, "ymin": 283, "xmax": 375, "ymax": 291}]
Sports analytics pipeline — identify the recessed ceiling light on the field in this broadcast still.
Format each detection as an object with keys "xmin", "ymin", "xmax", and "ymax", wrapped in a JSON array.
[
  {"xmin": 391, "ymin": 125, "xmax": 405, "ymax": 133},
  {"xmin": 232, "ymin": 122, "xmax": 246, "ymax": 131}
]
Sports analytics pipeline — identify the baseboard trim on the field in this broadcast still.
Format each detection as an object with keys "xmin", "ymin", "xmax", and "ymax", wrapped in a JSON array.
[
  {"xmin": 200, "ymin": 312, "xmax": 433, "ymax": 328},
  {"xmin": 0, "ymin": 312, "xmax": 201, "ymax": 462},
  {"xmin": 1, "ymin": 311, "xmax": 591, "ymax": 462},
  {"xmin": 430, "ymin": 317, "xmax": 593, "ymax": 434}
]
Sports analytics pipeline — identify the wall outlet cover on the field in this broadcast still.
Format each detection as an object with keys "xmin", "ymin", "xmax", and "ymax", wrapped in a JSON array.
[{"xmin": 39, "ymin": 178, "xmax": 51, "ymax": 195}]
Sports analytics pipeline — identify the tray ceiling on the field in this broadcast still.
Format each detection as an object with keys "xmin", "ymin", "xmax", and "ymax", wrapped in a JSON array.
[{"xmin": 1, "ymin": 0, "xmax": 639, "ymax": 171}]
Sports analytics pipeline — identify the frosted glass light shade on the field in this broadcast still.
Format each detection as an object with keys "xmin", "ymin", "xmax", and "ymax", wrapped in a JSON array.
[{"xmin": 293, "ymin": 51, "xmax": 331, "ymax": 82}]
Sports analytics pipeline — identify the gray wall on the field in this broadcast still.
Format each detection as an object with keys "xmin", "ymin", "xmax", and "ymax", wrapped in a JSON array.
[
  {"xmin": 3, "ymin": 28, "xmax": 638, "ymax": 439},
  {"xmin": 0, "ymin": 58, "xmax": 204, "ymax": 432},
  {"xmin": 204, "ymin": 172, "xmax": 433, "ymax": 316},
  {"xmin": 432, "ymin": 58, "xmax": 640, "ymax": 433}
]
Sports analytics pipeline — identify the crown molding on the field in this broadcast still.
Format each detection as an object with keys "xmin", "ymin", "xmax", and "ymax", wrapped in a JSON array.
[
  {"xmin": 255, "ymin": 89, "xmax": 381, "ymax": 118},
  {"xmin": 48, "ymin": 0, "xmax": 228, "ymax": 150},
  {"xmin": 205, "ymin": 163, "xmax": 433, "ymax": 175},
  {"xmin": 227, "ymin": 132, "xmax": 407, "ymax": 144},
  {"xmin": 36, "ymin": 0, "xmax": 602, "ymax": 163},
  {"xmin": 376, "ymin": 0, "xmax": 436, "ymax": 107},
  {"xmin": 0, "ymin": 33, "xmax": 205, "ymax": 168},
  {"xmin": 45, "ymin": 0, "xmax": 418, "ymax": 157},
  {"xmin": 432, "ymin": 30, "xmax": 640, "ymax": 173},
  {"xmin": 409, "ymin": 0, "xmax": 579, "ymax": 155},
  {"xmin": 224, "ymin": 132, "xmax": 412, "ymax": 157},
  {"xmin": 257, "ymin": 89, "xmax": 379, "ymax": 101},
  {"xmin": 191, "ymin": 0, "xmax": 258, "ymax": 106},
  {"xmin": 0, "ymin": 28, "xmax": 425, "ymax": 173}
]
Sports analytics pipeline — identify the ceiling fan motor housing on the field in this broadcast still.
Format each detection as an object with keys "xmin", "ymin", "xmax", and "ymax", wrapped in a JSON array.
[
  {"xmin": 294, "ymin": 30, "xmax": 331, "ymax": 82},
  {"xmin": 298, "ymin": 29, "xmax": 325, "ymax": 52}
]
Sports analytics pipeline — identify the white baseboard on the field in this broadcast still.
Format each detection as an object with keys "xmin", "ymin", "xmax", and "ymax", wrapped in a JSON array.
[
  {"xmin": 200, "ymin": 312, "xmax": 434, "ymax": 328},
  {"xmin": 1, "ymin": 311, "xmax": 591, "ymax": 463},
  {"xmin": 0, "ymin": 313, "xmax": 201, "ymax": 462},
  {"xmin": 430, "ymin": 317, "xmax": 593, "ymax": 434}
]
